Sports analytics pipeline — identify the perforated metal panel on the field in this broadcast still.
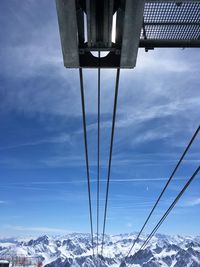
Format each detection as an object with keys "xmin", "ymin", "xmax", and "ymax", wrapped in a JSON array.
[{"xmin": 140, "ymin": 2, "xmax": 200, "ymax": 49}]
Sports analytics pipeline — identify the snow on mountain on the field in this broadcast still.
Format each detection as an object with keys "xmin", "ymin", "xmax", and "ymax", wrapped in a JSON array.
[{"xmin": 0, "ymin": 233, "xmax": 200, "ymax": 266}]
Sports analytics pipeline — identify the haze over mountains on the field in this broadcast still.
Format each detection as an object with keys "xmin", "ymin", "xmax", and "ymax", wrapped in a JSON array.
[{"xmin": 0, "ymin": 233, "xmax": 200, "ymax": 266}]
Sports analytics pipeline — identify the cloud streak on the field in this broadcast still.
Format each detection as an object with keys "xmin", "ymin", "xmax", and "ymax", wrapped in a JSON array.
[
  {"xmin": 4, "ymin": 225, "xmax": 69, "ymax": 234},
  {"xmin": 0, "ymin": 133, "xmax": 70, "ymax": 151},
  {"xmin": 180, "ymin": 198, "xmax": 200, "ymax": 207}
]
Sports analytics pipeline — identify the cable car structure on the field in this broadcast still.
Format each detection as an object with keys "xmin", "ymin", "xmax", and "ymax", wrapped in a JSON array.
[
  {"xmin": 56, "ymin": 0, "xmax": 200, "ymax": 68},
  {"xmin": 55, "ymin": 1, "xmax": 200, "ymax": 266}
]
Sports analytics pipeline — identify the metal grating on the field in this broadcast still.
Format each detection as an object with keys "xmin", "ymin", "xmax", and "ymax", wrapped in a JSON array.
[{"xmin": 141, "ymin": 2, "xmax": 200, "ymax": 41}]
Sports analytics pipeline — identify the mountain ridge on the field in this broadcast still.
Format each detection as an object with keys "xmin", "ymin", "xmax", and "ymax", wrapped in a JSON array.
[{"xmin": 0, "ymin": 233, "xmax": 200, "ymax": 266}]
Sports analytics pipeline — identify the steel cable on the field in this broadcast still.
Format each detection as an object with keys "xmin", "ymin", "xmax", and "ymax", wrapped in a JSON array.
[
  {"xmin": 79, "ymin": 68, "xmax": 95, "ymax": 258},
  {"xmin": 128, "ymin": 166, "xmax": 200, "ymax": 267},
  {"xmin": 122, "ymin": 125, "xmax": 200, "ymax": 264},
  {"xmin": 97, "ymin": 51, "xmax": 101, "ymax": 261},
  {"xmin": 101, "ymin": 68, "xmax": 121, "ymax": 255}
]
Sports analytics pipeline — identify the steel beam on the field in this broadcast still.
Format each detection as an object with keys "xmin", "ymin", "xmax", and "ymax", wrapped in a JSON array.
[
  {"xmin": 86, "ymin": 0, "xmax": 114, "ymax": 48},
  {"xmin": 146, "ymin": 0, "xmax": 200, "ymax": 2},
  {"xmin": 120, "ymin": 0, "xmax": 145, "ymax": 68},
  {"xmin": 144, "ymin": 22, "xmax": 200, "ymax": 26},
  {"xmin": 55, "ymin": 0, "xmax": 79, "ymax": 68},
  {"xmin": 140, "ymin": 39, "xmax": 200, "ymax": 48}
]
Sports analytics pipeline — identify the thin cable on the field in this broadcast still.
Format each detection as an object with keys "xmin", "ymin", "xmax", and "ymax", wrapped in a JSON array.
[
  {"xmin": 123, "ymin": 125, "xmax": 200, "ymax": 262},
  {"xmin": 101, "ymin": 68, "xmax": 121, "ymax": 255},
  {"xmin": 97, "ymin": 51, "xmax": 101, "ymax": 261},
  {"xmin": 128, "ymin": 166, "xmax": 200, "ymax": 266},
  {"xmin": 79, "ymin": 68, "xmax": 95, "ymax": 258}
]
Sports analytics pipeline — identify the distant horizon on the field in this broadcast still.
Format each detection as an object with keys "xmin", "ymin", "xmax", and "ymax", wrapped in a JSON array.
[{"xmin": 1, "ymin": 231, "xmax": 200, "ymax": 240}]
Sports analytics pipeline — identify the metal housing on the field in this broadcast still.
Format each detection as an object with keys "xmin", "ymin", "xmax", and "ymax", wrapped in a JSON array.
[{"xmin": 55, "ymin": 0, "xmax": 200, "ymax": 68}]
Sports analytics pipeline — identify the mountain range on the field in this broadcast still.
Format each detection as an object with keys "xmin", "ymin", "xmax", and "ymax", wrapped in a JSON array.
[{"xmin": 0, "ymin": 233, "xmax": 200, "ymax": 266}]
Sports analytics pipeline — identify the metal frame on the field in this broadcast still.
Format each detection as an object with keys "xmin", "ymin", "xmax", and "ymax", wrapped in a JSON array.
[
  {"xmin": 56, "ymin": 0, "xmax": 145, "ymax": 68},
  {"xmin": 55, "ymin": 0, "xmax": 79, "ymax": 68},
  {"xmin": 141, "ymin": 1, "xmax": 200, "ymax": 50},
  {"xmin": 55, "ymin": 0, "xmax": 200, "ymax": 68}
]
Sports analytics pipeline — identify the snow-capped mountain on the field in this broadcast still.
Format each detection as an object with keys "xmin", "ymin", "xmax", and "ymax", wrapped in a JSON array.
[{"xmin": 0, "ymin": 233, "xmax": 200, "ymax": 266}]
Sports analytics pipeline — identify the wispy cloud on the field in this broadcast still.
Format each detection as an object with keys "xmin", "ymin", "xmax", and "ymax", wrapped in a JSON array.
[
  {"xmin": 41, "ymin": 154, "xmax": 199, "ymax": 168},
  {"xmin": 4, "ymin": 225, "xmax": 69, "ymax": 234},
  {"xmin": 0, "ymin": 176, "xmax": 187, "ymax": 189},
  {"xmin": 117, "ymin": 98, "xmax": 200, "ymax": 130},
  {"xmin": 126, "ymin": 223, "xmax": 133, "ymax": 228},
  {"xmin": 181, "ymin": 198, "xmax": 200, "ymax": 207},
  {"xmin": 136, "ymin": 49, "xmax": 198, "ymax": 73},
  {"xmin": 0, "ymin": 200, "xmax": 7, "ymax": 204},
  {"xmin": 0, "ymin": 133, "xmax": 70, "ymax": 151}
]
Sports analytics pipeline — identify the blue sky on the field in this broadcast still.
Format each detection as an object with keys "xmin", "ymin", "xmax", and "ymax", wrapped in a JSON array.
[{"xmin": 0, "ymin": 0, "xmax": 199, "ymax": 237}]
